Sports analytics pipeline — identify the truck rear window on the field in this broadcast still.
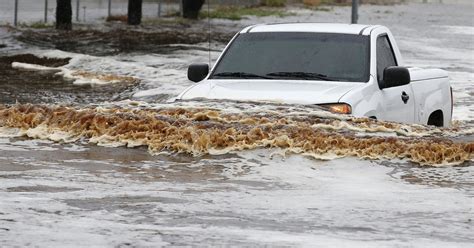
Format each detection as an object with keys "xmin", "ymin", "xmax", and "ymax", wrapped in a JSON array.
[{"xmin": 211, "ymin": 32, "xmax": 370, "ymax": 82}]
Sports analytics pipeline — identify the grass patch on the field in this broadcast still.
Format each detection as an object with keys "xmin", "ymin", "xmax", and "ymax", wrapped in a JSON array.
[
  {"xmin": 202, "ymin": 6, "xmax": 291, "ymax": 21},
  {"xmin": 19, "ymin": 21, "xmax": 53, "ymax": 29},
  {"xmin": 142, "ymin": 17, "xmax": 192, "ymax": 26},
  {"xmin": 305, "ymin": 5, "xmax": 333, "ymax": 11},
  {"xmin": 316, "ymin": 6, "xmax": 333, "ymax": 11},
  {"xmin": 319, "ymin": 0, "xmax": 351, "ymax": 6},
  {"xmin": 320, "ymin": 0, "xmax": 401, "ymax": 5}
]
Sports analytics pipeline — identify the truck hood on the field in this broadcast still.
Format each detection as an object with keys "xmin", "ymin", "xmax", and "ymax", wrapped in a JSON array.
[{"xmin": 179, "ymin": 80, "xmax": 360, "ymax": 105}]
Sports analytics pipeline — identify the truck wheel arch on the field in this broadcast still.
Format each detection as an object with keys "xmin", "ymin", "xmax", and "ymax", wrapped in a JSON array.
[
  {"xmin": 362, "ymin": 110, "xmax": 378, "ymax": 120},
  {"xmin": 427, "ymin": 110, "xmax": 444, "ymax": 127}
]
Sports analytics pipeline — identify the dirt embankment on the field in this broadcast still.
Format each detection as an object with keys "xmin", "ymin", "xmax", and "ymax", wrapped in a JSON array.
[
  {"xmin": 0, "ymin": 54, "xmax": 70, "ymax": 67},
  {"xmin": 15, "ymin": 22, "xmax": 236, "ymax": 56},
  {"xmin": 0, "ymin": 54, "xmax": 136, "ymax": 104}
]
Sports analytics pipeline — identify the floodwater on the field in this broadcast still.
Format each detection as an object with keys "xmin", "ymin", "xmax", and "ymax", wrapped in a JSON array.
[{"xmin": 0, "ymin": 2, "xmax": 473, "ymax": 247}]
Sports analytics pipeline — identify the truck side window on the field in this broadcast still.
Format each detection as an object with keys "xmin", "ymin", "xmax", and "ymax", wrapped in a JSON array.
[{"xmin": 376, "ymin": 35, "xmax": 397, "ymax": 83}]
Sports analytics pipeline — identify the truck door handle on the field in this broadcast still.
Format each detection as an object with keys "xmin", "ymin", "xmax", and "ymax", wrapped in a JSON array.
[{"xmin": 401, "ymin": 91, "xmax": 409, "ymax": 104}]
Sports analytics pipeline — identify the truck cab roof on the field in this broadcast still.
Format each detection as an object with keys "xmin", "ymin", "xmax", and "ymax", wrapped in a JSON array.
[{"xmin": 240, "ymin": 23, "xmax": 379, "ymax": 36}]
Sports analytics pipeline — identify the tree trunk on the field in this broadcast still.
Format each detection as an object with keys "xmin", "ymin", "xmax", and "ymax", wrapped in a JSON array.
[
  {"xmin": 56, "ymin": 0, "xmax": 72, "ymax": 30},
  {"xmin": 128, "ymin": 0, "xmax": 143, "ymax": 25},
  {"xmin": 182, "ymin": 0, "xmax": 205, "ymax": 19}
]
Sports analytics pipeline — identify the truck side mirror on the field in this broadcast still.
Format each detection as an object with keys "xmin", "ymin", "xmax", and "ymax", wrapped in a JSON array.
[
  {"xmin": 380, "ymin": 66, "xmax": 411, "ymax": 89},
  {"xmin": 188, "ymin": 63, "xmax": 209, "ymax": 83}
]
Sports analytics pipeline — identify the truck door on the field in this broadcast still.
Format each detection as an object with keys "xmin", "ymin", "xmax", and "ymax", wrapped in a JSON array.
[{"xmin": 376, "ymin": 35, "xmax": 415, "ymax": 123}]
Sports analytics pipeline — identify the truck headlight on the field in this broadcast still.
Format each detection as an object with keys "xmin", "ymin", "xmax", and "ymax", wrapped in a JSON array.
[{"xmin": 318, "ymin": 103, "xmax": 352, "ymax": 114}]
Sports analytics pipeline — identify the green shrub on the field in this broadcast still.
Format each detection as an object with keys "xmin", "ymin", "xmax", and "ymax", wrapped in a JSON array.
[
  {"xmin": 261, "ymin": 0, "xmax": 286, "ymax": 7},
  {"xmin": 202, "ymin": 6, "xmax": 290, "ymax": 21}
]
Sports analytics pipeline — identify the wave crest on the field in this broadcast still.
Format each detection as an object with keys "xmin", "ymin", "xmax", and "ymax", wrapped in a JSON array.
[{"xmin": 0, "ymin": 104, "xmax": 472, "ymax": 166}]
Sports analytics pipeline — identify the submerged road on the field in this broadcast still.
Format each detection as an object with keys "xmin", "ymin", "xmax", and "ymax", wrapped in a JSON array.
[{"xmin": 0, "ymin": 2, "xmax": 473, "ymax": 247}]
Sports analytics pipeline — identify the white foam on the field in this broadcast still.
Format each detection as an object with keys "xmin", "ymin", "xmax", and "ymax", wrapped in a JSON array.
[
  {"xmin": 442, "ymin": 25, "xmax": 474, "ymax": 35},
  {"xmin": 0, "ymin": 127, "xmax": 24, "ymax": 138},
  {"xmin": 11, "ymin": 59, "xmax": 134, "ymax": 86},
  {"xmin": 11, "ymin": 62, "xmax": 62, "ymax": 73}
]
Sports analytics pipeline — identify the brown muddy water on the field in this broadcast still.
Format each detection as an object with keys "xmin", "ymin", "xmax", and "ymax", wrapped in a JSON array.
[
  {"xmin": 1, "ymin": 2, "xmax": 474, "ymax": 247},
  {"xmin": 0, "ymin": 104, "xmax": 472, "ymax": 166}
]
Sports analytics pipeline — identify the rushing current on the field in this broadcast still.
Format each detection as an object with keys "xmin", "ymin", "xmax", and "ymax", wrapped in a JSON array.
[{"xmin": 0, "ymin": 103, "xmax": 472, "ymax": 166}]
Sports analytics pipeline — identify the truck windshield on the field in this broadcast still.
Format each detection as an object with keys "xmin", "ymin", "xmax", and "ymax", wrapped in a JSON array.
[{"xmin": 211, "ymin": 32, "xmax": 370, "ymax": 82}]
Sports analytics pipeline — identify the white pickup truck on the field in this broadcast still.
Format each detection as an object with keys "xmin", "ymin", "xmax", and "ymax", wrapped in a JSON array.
[{"xmin": 177, "ymin": 23, "xmax": 453, "ymax": 127}]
